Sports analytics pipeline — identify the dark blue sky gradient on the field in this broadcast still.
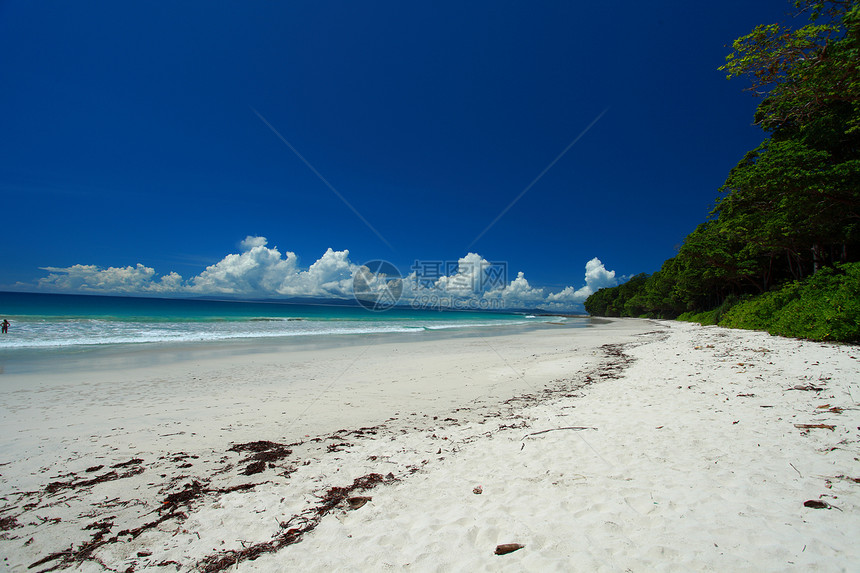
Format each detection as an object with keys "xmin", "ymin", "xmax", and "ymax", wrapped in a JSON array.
[{"xmin": 1, "ymin": 1, "xmax": 793, "ymax": 291}]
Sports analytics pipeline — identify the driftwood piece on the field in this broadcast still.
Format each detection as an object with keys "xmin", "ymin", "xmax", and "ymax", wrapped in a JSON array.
[
  {"xmin": 523, "ymin": 427, "xmax": 597, "ymax": 439},
  {"xmin": 795, "ymin": 423, "xmax": 836, "ymax": 431}
]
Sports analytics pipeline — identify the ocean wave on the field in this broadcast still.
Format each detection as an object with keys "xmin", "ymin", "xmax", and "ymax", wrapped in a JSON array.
[
  {"xmin": 0, "ymin": 302, "xmax": 577, "ymax": 351},
  {"xmin": 0, "ymin": 322, "xmax": 433, "ymax": 349},
  {"xmin": 422, "ymin": 320, "xmax": 531, "ymax": 330}
]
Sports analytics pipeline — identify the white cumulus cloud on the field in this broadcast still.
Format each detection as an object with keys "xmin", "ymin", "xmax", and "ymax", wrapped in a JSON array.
[
  {"xmin": 403, "ymin": 255, "xmax": 617, "ymax": 312},
  {"xmin": 37, "ymin": 237, "xmax": 362, "ymax": 300},
  {"xmin": 545, "ymin": 257, "xmax": 617, "ymax": 305},
  {"xmin": 275, "ymin": 248, "xmax": 358, "ymax": 298},
  {"xmin": 189, "ymin": 237, "xmax": 299, "ymax": 295},
  {"xmin": 188, "ymin": 238, "xmax": 358, "ymax": 298},
  {"xmin": 433, "ymin": 252, "xmax": 493, "ymax": 295},
  {"xmin": 38, "ymin": 264, "xmax": 183, "ymax": 294},
  {"xmin": 239, "ymin": 235, "xmax": 269, "ymax": 250},
  {"xmin": 34, "ymin": 237, "xmax": 618, "ymax": 313},
  {"xmin": 483, "ymin": 271, "xmax": 546, "ymax": 307}
]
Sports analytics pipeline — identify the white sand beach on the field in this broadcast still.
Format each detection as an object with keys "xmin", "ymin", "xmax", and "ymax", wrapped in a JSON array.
[{"xmin": 1, "ymin": 319, "xmax": 859, "ymax": 572}]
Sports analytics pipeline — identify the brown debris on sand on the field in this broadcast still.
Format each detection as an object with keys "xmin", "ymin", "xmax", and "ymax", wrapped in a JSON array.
[
  {"xmin": 795, "ymin": 423, "xmax": 836, "ymax": 431},
  {"xmin": 347, "ymin": 496, "xmax": 371, "ymax": 509},
  {"xmin": 228, "ymin": 441, "xmax": 293, "ymax": 475},
  {"xmin": 12, "ymin": 337, "xmax": 641, "ymax": 572},
  {"xmin": 495, "ymin": 543, "xmax": 525, "ymax": 555},
  {"xmin": 196, "ymin": 472, "xmax": 398, "ymax": 572},
  {"xmin": 27, "ymin": 476, "xmax": 264, "ymax": 572},
  {"xmin": 44, "ymin": 468, "xmax": 145, "ymax": 494},
  {"xmin": 0, "ymin": 515, "xmax": 20, "ymax": 531}
]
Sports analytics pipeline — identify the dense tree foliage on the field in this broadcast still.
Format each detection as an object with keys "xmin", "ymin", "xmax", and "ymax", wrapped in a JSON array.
[
  {"xmin": 718, "ymin": 262, "xmax": 860, "ymax": 340},
  {"xmin": 720, "ymin": 0, "xmax": 860, "ymax": 135},
  {"xmin": 585, "ymin": 0, "xmax": 860, "ymax": 342}
]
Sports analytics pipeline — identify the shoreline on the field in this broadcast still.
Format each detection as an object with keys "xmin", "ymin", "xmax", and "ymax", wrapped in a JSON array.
[
  {"xmin": 1, "ymin": 320, "xmax": 858, "ymax": 571},
  {"xmin": 0, "ymin": 317, "xmax": 592, "ymax": 376}
]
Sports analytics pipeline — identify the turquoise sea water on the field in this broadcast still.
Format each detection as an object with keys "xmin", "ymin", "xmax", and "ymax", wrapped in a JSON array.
[{"xmin": 0, "ymin": 291, "xmax": 579, "ymax": 353}]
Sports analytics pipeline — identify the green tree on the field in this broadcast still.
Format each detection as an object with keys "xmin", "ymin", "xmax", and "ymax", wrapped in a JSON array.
[
  {"xmin": 715, "ymin": 138, "xmax": 859, "ymax": 276},
  {"xmin": 674, "ymin": 221, "xmax": 764, "ymax": 298},
  {"xmin": 585, "ymin": 0, "xmax": 860, "ymax": 335},
  {"xmin": 720, "ymin": 0, "xmax": 860, "ymax": 135}
]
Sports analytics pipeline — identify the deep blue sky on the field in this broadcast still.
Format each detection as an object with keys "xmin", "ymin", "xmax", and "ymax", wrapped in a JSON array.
[{"xmin": 1, "ymin": 1, "xmax": 793, "ymax": 300}]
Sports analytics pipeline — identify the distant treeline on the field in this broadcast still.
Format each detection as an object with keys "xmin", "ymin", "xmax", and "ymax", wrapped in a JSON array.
[{"xmin": 585, "ymin": 0, "xmax": 860, "ymax": 342}]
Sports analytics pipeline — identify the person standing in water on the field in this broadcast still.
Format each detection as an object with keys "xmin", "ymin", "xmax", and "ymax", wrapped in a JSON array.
[{"xmin": 1, "ymin": 319, "xmax": 9, "ymax": 334}]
